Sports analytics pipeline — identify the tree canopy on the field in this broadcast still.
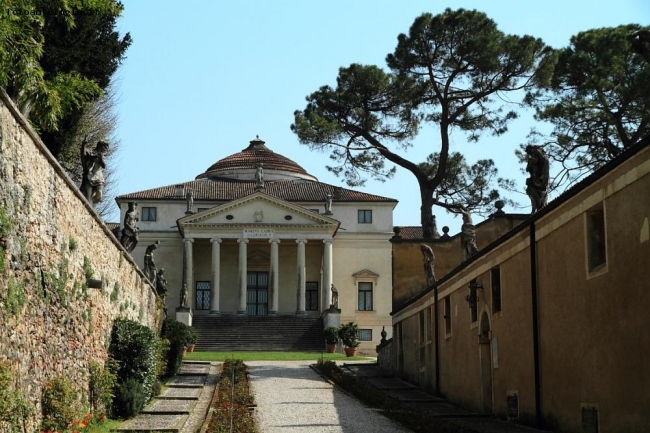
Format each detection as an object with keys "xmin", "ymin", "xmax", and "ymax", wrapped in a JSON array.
[
  {"xmin": 1, "ymin": 0, "xmax": 131, "ymax": 157},
  {"xmin": 526, "ymin": 24, "xmax": 650, "ymax": 189},
  {"xmin": 293, "ymin": 8, "xmax": 556, "ymax": 238}
]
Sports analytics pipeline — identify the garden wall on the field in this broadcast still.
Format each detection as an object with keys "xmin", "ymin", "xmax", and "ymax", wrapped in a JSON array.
[{"xmin": 0, "ymin": 89, "xmax": 161, "ymax": 427}]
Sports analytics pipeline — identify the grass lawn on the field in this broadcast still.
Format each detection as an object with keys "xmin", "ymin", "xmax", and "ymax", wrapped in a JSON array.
[{"xmin": 184, "ymin": 351, "xmax": 374, "ymax": 362}]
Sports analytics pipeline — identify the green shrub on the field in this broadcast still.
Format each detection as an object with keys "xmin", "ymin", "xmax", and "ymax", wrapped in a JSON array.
[
  {"xmin": 324, "ymin": 326, "xmax": 339, "ymax": 345},
  {"xmin": 108, "ymin": 318, "xmax": 158, "ymax": 418},
  {"xmin": 160, "ymin": 318, "xmax": 193, "ymax": 378},
  {"xmin": 89, "ymin": 360, "xmax": 117, "ymax": 415},
  {"xmin": 41, "ymin": 376, "xmax": 81, "ymax": 432},
  {"xmin": 156, "ymin": 338, "xmax": 171, "ymax": 379},
  {"xmin": 112, "ymin": 378, "xmax": 147, "ymax": 419},
  {"xmin": 0, "ymin": 362, "xmax": 32, "ymax": 432},
  {"xmin": 338, "ymin": 322, "xmax": 360, "ymax": 348}
]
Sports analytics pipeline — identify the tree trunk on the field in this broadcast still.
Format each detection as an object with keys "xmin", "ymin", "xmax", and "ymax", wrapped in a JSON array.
[{"xmin": 420, "ymin": 186, "xmax": 436, "ymax": 240}]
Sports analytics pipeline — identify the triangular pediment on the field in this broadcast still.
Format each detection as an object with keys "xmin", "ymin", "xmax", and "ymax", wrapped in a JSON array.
[
  {"xmin": 352, "ymin": 269, "xmax": 380, "ymax": 279},
  {"xmin": 177, "ymin": 191, "xmax": 339, "ymax": 237}
]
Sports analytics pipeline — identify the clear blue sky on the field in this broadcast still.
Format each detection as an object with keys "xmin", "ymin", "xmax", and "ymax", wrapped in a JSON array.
[{"xmin": 111, "ymin": 0, "xmax": 649, "ymax": 232}]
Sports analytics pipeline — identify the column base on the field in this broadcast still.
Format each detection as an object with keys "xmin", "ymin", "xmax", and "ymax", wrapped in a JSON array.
[
  {"xmin": 295, "ymin": 310, "xmax": 306, "ymax": 316},
  {"xmin": 209, "ymin": 310, "xmax": 221, "ymax": 315},
  {"xmin": 236, "ymin": 310, "xmax": 247, "ymax": 315},
  {"xmin": 269, "ymin": 310, "xmax": 278, "ymax": 315}
]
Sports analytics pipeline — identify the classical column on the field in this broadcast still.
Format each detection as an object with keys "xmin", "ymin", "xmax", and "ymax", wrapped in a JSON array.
[
  {"xmin": 183, "ymin": 238, "xmax": 194, "ymax": 309},
  {"xmin": 237, "ymin": 238, "xmax": 248, "ymax": 315},
  {"xmin": 210, "ymin": 237, "xmax": 222, "ymax": 314},
  {"xmin": 323, "ymin": 239, "xmax": 333, "ymax": 310},
  {"xmin": 269, "ymin": 238, "xmax": 281, "ymax": 315},
  {"xmin": 296, "ymin": 239, "xmax": 307, "ymax": 315}
]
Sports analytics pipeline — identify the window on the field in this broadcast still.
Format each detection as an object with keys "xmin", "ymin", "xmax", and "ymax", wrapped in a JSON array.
[
  {"xmin": 469, "ymin": 279, "xmax": 478, "ymax": 324},
  {"xmin": 419, "ymin": 311, "xmax": 425, "ymax": 344},
  {"xmin": 358, "ymin": 282, "xmax": 373, "ymax": 310},
  {"xmin": 491, "ymin": 267, "xmax": 502, "ymax": 313},
  {"xmin": 195, "ymin": 281, "xmax": 211, "ymax": 310},
  {"xmin": 426, "ymin": 306, "xmax": 432, "ymax": 341},
  {"xmin": 586, "ymin": 205, "xmax": 607, "ymax": 273},
  {"xmin": 141, "ymin": 207, "xmax": 157, "ymax": 221},
  {"xmin": 358, "ymin": 329, "xmax": 372, "ymax": 341},
  {"xmin": 444, "ymin": 296, "xmax": 452, "ymax": 336},
  {"xmin": 357, "ymin": 209, "xmax": 372, "ymax": 224},
  {"xmin": 306, "ymin": 282, "xmax": 318, "ymax": 311},
  {"xmin": 309, "ymin": 209, "xmax": 320, "ymax": 213},
  {"xmin": 197, "ymin": 207, "xmax": 210, "ymax": 213}
]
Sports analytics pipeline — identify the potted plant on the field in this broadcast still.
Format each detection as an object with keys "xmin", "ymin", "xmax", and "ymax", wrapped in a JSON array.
[
  {"xmin": 338, "ymin": 322, "xmax": 360, "ymax": 357},
  {"xmin": 185, "ymin": 327, "xmax": 198, "ymax": 352},
  {"xmin": 324, "ymin": 326, "xmax": 339, "ymax": 353}
]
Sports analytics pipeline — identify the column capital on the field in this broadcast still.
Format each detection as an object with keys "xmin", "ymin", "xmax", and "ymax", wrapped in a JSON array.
[
  {"xmin": 269, "ymin": 238, "xmax": 281, "ymax": 244},
  {"xmin": 210, "ymin": 237, "xmax": 222, "ymax": 243},
  {"xmin": 323, "ymin": 238, "xmax": 333, "ymax": 245},
  {"xmin": 295, "ymin": 239, "xmax": 307, "ymax": 245},
  {"xmin": 183, "ymin": 237, "xmax": 194, "ymax": 244},
  {"xmin": 238, "ymin": 238, "xmax": 249, "ymax": 244}
]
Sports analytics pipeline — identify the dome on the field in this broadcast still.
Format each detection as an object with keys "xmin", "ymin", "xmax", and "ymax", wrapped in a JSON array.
[{"xmin": 197, "ymin": 137, "xmax": 318, "ymax": 182}]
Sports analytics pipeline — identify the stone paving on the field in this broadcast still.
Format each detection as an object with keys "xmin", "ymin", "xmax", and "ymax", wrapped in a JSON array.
[
  {"xmin": 115, "ymin": 361, "xmax": 218, "ymax": 433},
  {"xmin": 342, "ymin": 363, "xmax": 547, "ymax": 433}
]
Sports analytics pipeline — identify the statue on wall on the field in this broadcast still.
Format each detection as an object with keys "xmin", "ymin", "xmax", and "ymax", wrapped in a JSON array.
[
  {"xmin": 143, "ymin": 241, "xmax": 160, "ymax": 286},
  {"xmin": 628, "ymin": 29, "xmax": 650, "ymax": 63},
  {"xmin": 525, "ymin": 145, "xmax": 550, "ymax": 213},
  {"xmin": 330, "ymin": 284, "xmax": 339, "ymax": 309},
  {"xmin": 156, "ymin": 268, "xmax": 167, "ymax": 297},
  {"xmin": 431, "ymin": 215, "xmax": 441, "ymax": 238},
  {"xmin": 185, "ymin": 189, "xmax": 194, "ymax": 213},
  {"xmin": 324, "ymin": 193, "xmax": 333, "ymax": 215},
  {"xmin": 80, "ymin": 138, "xmax": 109, "ymax": 206},
  {"xmin": 180, "ymin": 284, "xmax": 188, "ymax": 308},
  {"xmin": 120, "ymin": 201, "xmax": 139, "ymax": 253},
  {"xmin": 420, "ymin": 244, "xmax": 436, "ymax": 286},
  {"xmin": 255, "ymin": 163, "xmax": 265, "ymax": 189},
  {"xmin": 460, "ymin": 207, "xmax": 479, "ymax": 260}
]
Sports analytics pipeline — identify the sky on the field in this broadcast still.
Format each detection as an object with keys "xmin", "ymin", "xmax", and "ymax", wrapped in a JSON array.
[{"xmin": 111, "ymin": 0, "xmax": 650, "ymax": 232}]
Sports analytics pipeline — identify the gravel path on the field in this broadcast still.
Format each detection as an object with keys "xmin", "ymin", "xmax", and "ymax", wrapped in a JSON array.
[{"xmin": 247, "ymin": 361, "xmax": 412, "ymax": 433}]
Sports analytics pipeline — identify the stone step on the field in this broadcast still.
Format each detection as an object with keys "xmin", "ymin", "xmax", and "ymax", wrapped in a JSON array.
[
  {"xmin": 193, "ymin": 315, "xmax": 325, "ymax": 351},
  {"xmin": 113, "ymin": 414, "xmax": 187, "ymax": 432},
  {"xmin": 140, "ymin": 398, "xmax": 197, "ymax": 415}
]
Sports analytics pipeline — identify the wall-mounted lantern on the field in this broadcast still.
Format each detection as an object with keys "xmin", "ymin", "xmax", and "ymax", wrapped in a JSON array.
[{"xmin": 465, "ymin": 278, "xmax": 483, "ymax": 308}]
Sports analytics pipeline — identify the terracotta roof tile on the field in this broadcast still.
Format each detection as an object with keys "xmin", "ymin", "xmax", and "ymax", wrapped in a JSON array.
[
  {"xmin": 117, "ymin": 178, "xmax": 397, "ymax": 203},
  {"xmin": 201, "ymin": 138, "xmax": 310, "ymax": 178}
]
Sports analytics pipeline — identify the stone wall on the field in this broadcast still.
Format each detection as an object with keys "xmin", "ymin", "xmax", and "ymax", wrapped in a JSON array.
[{"xmin": 0, "ymin": 90, "xmax": 161, "ymax": 427}]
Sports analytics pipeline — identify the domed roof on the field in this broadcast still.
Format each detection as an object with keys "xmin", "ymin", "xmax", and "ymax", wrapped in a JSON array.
[{"xmin": 198, "ymin": 137, "xmax": 317, "ymax": 182}]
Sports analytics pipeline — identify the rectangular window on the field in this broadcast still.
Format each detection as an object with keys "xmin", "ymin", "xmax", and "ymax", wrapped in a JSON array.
[
  {"xmin": 419, "ymin": 311, "xmax": 425, "ymax": 344},
  {"xmin": 195, "ymin": 281, "xmax": 211, "ymax": 310},
  {"xmin": 197, "ymin": 207, "xmax": 210, "ymax": 212},
  {"xmin": 469, "ymin": 281, "xmax": 478, "ymax": 324},
  {"xmin": 358, "ymin": 329, "xmax": 372, "ymax": 341},
  {"xmin": 426, "ymin": 306, "xmax": 432, "ymax": 341},
  {"xmin": 444, "ymin": 296, "xmax": 452, "ymax": 336},
  {"xmin": 491, "ymin": 267, "xmax": 502, "ymax": 313},
  {"xmin": 586, "ymin": 205, "xmax": 607, "ymax": 273},
  {"xmin": 357, "ymin": 209, "xmax": 372, "ymax": 224},
  {"xmin": 306, "ymin": 282, "xmax": 318, "ymax": 311},
  {"xmin": 358, "ymin": 282, "xmax": 373, "ymax": 311},
  {"xmin": 141, "ymin": 207, "xmax": 157, "ymax": 221}
]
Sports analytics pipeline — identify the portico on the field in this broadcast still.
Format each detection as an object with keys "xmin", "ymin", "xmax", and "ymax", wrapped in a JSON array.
[{"xmin": 177, "ymin": 191, "xmax": 339, "ymax": 316}]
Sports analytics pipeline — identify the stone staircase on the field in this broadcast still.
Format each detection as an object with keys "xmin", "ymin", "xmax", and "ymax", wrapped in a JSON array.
[
  {"xmin": 192, "ymin": 315, "xmax": 325, "ymax": 351},
  {"xmin": 116, "ymin": 361, "xmax": 217, "ymax": 433}
]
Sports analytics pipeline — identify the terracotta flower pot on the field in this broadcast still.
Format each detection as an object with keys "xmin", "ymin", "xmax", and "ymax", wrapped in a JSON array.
[
  {"xmin": 187, "ymin": 344, "xmax": 196, "ymax": 352},
  {"xmin": 326, "ymin": 344, "xmax": 337, "ymax": 353},
  {"xmin": 344, "ymin": 347, "xmax": 358, "ymax": 357}
]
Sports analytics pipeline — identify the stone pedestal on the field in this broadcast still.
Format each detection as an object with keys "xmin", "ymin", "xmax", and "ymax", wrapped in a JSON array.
[
  {"xmin": 176, "ymin": 307, "xmax": 193, "ymax": 327},
  {"xmin": 322, "ymin": 307, "xmax": 341, "ymax": 330}
]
